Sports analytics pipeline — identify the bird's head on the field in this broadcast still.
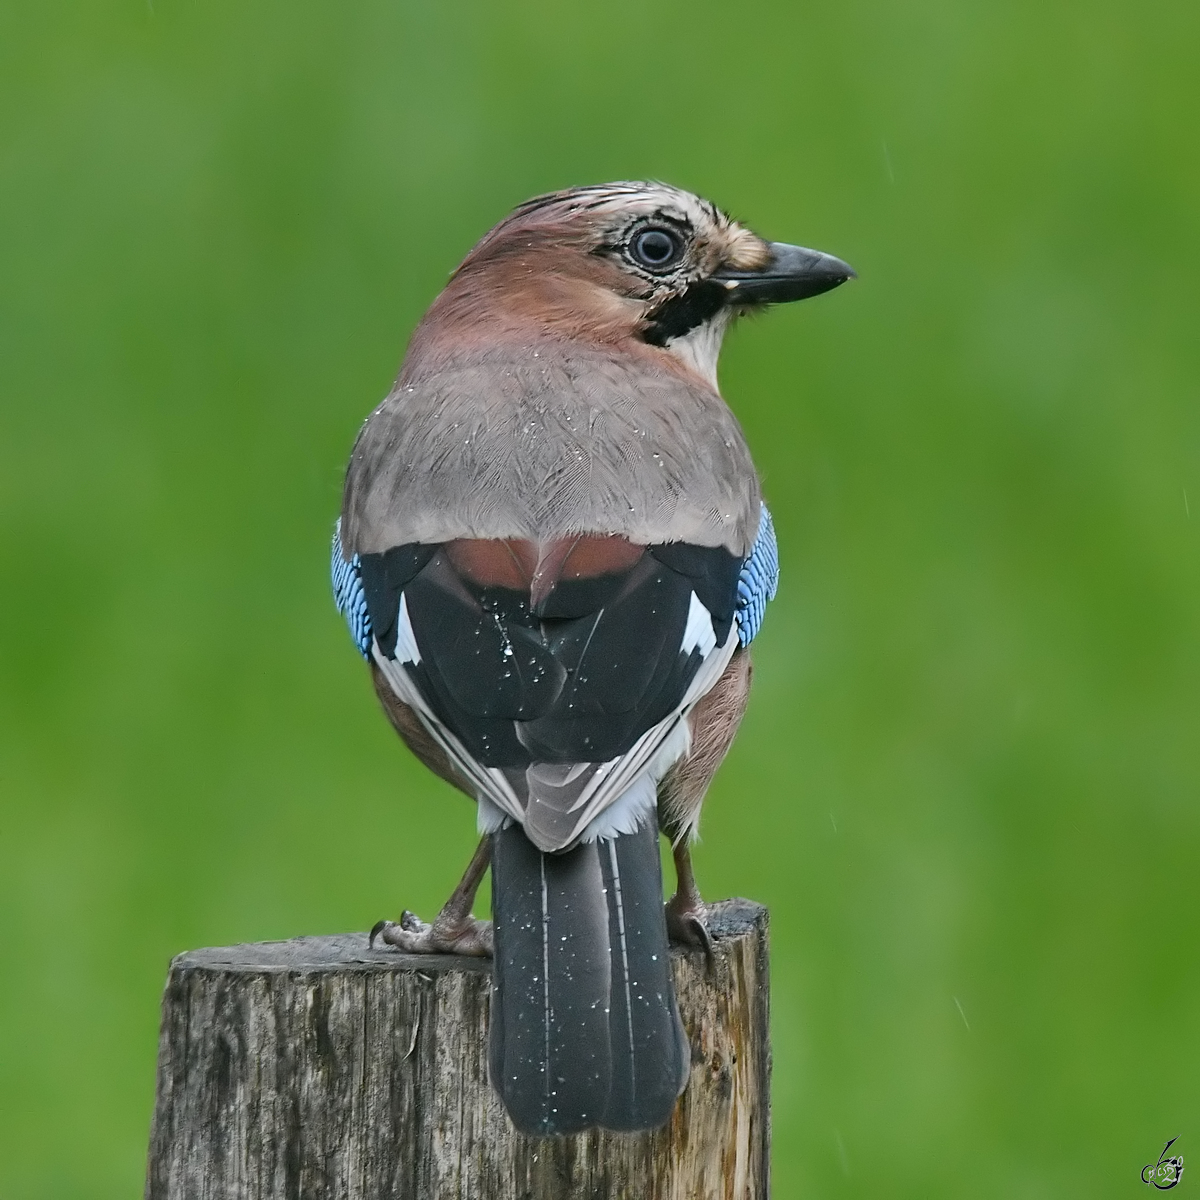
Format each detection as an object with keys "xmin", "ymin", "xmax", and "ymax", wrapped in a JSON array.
[{"xmin": 408, "ymin": 182, "xmax": 854, "ymax": 388}]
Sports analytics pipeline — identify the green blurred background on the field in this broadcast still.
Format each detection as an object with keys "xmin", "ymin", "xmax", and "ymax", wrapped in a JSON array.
[{"xmin": 2, "ymin": 0, "xmax": 1197, "ymax": 1195}]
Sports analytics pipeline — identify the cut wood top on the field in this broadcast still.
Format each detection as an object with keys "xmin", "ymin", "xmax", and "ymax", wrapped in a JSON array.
[{"xmin": 169, "ymin": 897, "xmax": 766, "ymax": 977}]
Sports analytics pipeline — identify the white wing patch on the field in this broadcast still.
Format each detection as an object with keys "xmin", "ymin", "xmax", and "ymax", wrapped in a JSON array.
[
  {"xmin": 681, "ymin": 591, "xmax": 717, "ymax": 658},
  {"xmin": 394, "ymin": 593, "xmax": 422, "ymax": 665}
]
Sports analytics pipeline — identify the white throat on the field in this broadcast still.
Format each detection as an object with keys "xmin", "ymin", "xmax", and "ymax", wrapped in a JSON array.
[{"xmin": 662, "ymin": 309, "xmax": 734, "ymax": 390}]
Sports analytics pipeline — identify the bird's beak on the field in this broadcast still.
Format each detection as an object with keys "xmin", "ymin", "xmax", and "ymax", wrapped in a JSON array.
[{"xmin": 713, "ymin": 242, "xmax": 856, "ymax": 304}]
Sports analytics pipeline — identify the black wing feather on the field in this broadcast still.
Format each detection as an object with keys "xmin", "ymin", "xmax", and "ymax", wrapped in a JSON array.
[{"xmin": 358, "ymin": 541, "xmax": 740, "ymax": 768}]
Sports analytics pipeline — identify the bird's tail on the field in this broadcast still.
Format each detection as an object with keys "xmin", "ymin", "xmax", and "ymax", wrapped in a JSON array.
[{"xmin": 488, "ymin": 815, "xmax": 690, "ymax": 1135}]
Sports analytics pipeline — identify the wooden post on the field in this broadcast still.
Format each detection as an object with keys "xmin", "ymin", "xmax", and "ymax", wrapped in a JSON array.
[{"xmin": 145, "ymin": 899, "xmax": 769, "ymax": 1199}]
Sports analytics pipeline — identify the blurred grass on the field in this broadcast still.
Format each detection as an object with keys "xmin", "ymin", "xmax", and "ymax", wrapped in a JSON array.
[{"xmin": 1, "ymin": 0, "xmax": 1198, "ymax": 1195}]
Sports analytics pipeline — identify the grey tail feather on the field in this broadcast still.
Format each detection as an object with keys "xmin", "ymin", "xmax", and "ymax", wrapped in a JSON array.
[{"xmin": 487, "ymin": 813, "xmax": 690, "ymax": 1135}]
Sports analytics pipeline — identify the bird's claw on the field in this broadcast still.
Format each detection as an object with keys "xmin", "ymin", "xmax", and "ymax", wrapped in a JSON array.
[
  {"xmin": 370, "ymin": 909, "xmax": 493, "ymax": 957},
  {"xmin": 665, "ymin": 895, "xmax": 714, "ymax": 959}
]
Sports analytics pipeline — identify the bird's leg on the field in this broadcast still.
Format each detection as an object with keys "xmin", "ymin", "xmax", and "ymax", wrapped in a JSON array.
[
  {"xmin": 665, "ymin": 839, "xmax": 713, "ymax": 955},
  {"xmin": 370, "ymin": 836, "xmax": 493, "ymax": 957}
]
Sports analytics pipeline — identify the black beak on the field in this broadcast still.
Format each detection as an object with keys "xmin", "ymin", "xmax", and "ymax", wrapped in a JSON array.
[{"xmin": 713, "ymin": 242, "xmax": 856, "ymax": 304}]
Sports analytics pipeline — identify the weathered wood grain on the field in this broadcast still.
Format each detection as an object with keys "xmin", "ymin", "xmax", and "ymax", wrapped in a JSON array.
[{"xmin": 145, "ymin": 899, "xmax": 769, "ymax": 1199}]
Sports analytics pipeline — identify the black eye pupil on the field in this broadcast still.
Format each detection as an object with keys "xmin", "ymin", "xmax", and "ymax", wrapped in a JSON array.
[{"xmin": 634, "ymin": 229, "xmax": 677, "ymax": 266}]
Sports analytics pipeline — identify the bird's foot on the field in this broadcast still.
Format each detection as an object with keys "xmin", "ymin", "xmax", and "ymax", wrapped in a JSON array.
[
  {"xmin": 665, "ymin": 893, "xmax": 713, "ymax": 957},
  {"xmin": 370, "ymin": 908, "xmax": 493, "ymax": 957}
]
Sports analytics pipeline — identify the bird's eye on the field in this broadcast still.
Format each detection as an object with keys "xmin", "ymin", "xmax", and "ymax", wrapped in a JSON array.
[{"xmin": 630, "ymin": 227, "xmax": 683, "ymax": 270}]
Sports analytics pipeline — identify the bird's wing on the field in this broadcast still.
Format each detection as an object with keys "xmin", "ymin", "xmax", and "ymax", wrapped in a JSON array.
[
  {"xmin": 333, "ymin": 506, "xmax": 779, "ymax": 851},
  {"xmin": 734, "ymin": 503, "xmax": 779, "ymax": 646}
]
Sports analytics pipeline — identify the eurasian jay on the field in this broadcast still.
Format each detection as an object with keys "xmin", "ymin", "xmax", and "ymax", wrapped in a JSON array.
[{"xmin": 332, "ymin": 182, "xmax": 852, "ymax": 1136}]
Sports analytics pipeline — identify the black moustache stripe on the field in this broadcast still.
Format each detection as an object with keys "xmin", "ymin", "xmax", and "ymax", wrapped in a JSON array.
[{"xmin": 640, "ymin": 280, "xmax": 729, "ymax": 346}]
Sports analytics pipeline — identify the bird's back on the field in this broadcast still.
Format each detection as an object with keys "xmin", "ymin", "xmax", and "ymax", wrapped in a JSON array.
[{"xmin": 341, "ymin": 340, "xmax": 761, "ymax": 556}]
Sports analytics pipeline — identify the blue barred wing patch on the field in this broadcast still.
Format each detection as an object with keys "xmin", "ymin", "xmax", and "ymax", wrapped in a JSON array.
[
  {"xmin": 735, "ymin": 503, "xmax": 779, "ymax": 647},
  {"xmin": 331, "ymin": 519, "xmax": 372, "ymax": 659}
]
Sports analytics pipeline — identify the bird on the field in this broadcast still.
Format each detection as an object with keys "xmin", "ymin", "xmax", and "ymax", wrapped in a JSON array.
[{"xmin": 332, "ymin": 182, "xmax": 853, "ymax": 1136}]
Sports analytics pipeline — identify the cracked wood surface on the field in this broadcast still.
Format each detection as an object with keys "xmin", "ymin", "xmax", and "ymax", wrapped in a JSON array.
[{"xmin": 144, "ymin": 899, "xmax": 769, "ymax": 1199}]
